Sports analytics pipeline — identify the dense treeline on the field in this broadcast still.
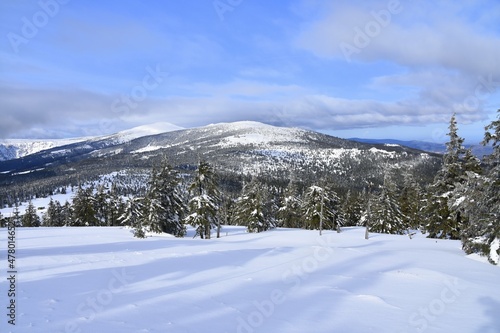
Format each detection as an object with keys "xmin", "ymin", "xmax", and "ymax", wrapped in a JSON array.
[{"xmin": 1, "ymin": 111, "xmax": 498, "ymax": 264}]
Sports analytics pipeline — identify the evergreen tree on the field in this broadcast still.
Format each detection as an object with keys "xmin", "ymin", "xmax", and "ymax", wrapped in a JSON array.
[
  {"xmin": 370, "ymin": 174, "xmax": 405, "ymax": 234},
  {"xmin": 301, "ymin": 185, "xmax": 337, "ymax": 232},
  {"xmin": 424, "ymin": 114, "xmax": 466, "ymax": 239},
  {"xmin": 481, "ymin": 109, "xmax": 500, "ymax": 264},
  {"xmin": 121, "ymin": 197, "xmax": 145, "ymax": 238},
  {"xmin": 12, "ymin": 204, "xmax": 22, "ymax": 228},
  {"xmin": 235, "ymin": 179, "xmax": 268, "ymax": 233},
  {"xmin": 143, "ymin": 159, "xmax": 186, "ymax": 237},
  {"xmin": 457, "ymin": 109, "xmax": 500, "ymax": 264},
  {"xmin": 94, "ymin": 184, "xmax": 109, "ymax": 226},
  {"xmin": 399, "ymin": 172, "xmax": 423, "ymax": 229},
  {"xmin": 108, "ymin": 183, "xmax": 125, "ymax": 226},
  {"xmin": 277, "ymin": 182, "xmax": 302, "ymax": 228},
  {"xmin": 185, "ymin": 160, "xmax": 220, "ymax": 239},
  {"xmin": 342, "ymin": 190, "xmax": 363, "ymax": 227},
  {"xmin": 61, "ymin": 201, "xmax": 73, "ymax": 226},
  {"xmin": 43, "ymin": 199, "xmax": 65, "ymax": 227},
  {"xmin": 262, "ymin": 184, "xmax": 280, "ymax": 231},
  {"xmin": 22, "ymin": 201, "xmax": 41, "ymax": 227},
  {"xmin": 72, "ymin": 186, "xmax": 98, "ymax": 226}
]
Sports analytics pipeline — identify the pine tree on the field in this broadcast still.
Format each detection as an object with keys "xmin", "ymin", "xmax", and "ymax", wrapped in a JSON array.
[
  {"xmin": 301, "ymin": 185, "xmax": 337, "ymax": 233},
  {"xmin": 108, "ymin": 183, "xmax": 125, "ymax": 226},
  {"xmin": 94, "ymin": 184, "xmax": 109, "ymax": 226},
  {"xmin": 424, "ymin": 114, "xmax": 465, "ymax": 239},
  {"xmin": 342, "ymin": 190, "xmax": 363, "ymax": 227},
  {"xmin": 143, "ymin": 159, "xmax": 186, "ymax": 237},
  {"xmin": 235, "ymin": 179, "xmax": 268, "ymax": 233},
  {"xmin": 43, "ymin": 199, "xmax": 65, "ymax": 227},
  {"xmin": 399, "ymin": 172, "xmax": 423, "ymax": 229},
  {"xmin": 277, "ymin": 182, "xmax": 302, "ymax": 228},
  {"xmin": 458, "ymin": 109, "xmax": 500, "ymax": 264},
  {"xmin": 22, "ymin": 201, "xmax": 41, "ymax": 227},
  {"xmin": 121, "ymin": 197, "xmax": 145, "ymax": 238},
  {"xmin": 12, "ymin": 204, "xmax": 22, "ymax": 228},
  {"xmin": 61, "ymin": 201, "xmax": 73, "ymax": 226},
  {"xmin": 72, "ymin": 186, "xmax": 98, "ymax": 226},
  {"xmin": 370, "ymin": 174, "xmax": 405, "ymax": 234},
  {"xmin": 184, "ymin": 160, "xmax": 220, "ymax": 239}
]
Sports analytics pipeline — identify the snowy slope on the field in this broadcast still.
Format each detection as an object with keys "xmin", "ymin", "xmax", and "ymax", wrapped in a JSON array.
[
  {"xmin": 0, "ymin": 122, "xmax": 183, "ymax": 162},
  {"xmin": 94, "ymin": 122, "xmax": 184, "ymax": 144},
  {"xmin": 0, "ymin": 138, "xmax": 89, "ymax": 161},
  {"xmin": 0, "ymin": 226, "xmax": 498, "ymax": 333}
]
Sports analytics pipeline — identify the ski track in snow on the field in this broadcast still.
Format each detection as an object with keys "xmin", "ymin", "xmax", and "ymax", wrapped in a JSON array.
[{"xmin": 0, "ymin": 226, "xmax": 499, "ymax": 333}]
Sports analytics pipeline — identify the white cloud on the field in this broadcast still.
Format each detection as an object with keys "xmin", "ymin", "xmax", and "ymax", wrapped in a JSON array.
[{"xmin": 295, "ymin": 1, "xmax": 500, "ymax": 77}]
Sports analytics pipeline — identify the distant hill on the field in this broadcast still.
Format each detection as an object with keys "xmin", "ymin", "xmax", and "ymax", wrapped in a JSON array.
[{"xmin": 349, "ymin": 138, "xmax": 492, "ymax": 158}]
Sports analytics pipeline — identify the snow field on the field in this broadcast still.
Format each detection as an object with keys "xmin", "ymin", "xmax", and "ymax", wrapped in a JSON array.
[{"xmin": 0, "ymin": 226, "xmax": 499, "ymax": 333}]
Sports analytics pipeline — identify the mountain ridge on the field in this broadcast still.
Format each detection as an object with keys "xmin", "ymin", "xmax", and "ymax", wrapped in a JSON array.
[
  {"xmin": 0, "ymin": 122, "xmax": 183, "ymax": 162},
  {"xmin": 0, "ymin": 121, "xmax": 442, "ymax": 201}
]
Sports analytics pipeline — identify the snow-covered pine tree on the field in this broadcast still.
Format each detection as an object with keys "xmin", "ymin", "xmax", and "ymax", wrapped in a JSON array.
[
  {"xmin": 94, "ymin": 184, "xmax": 109, "ymax": 226},
  {"xmin": 467, "ymin": 109, "xmax": 500, "ymax": 264},
  {"xmin": 72, "ymin": 186, "xmax": 98, "ymax": 226},
  {"xmin": 234, "ymin": 179, "xmax": 268, "ymax": 233},
  {"xmin": 424, "ymin": 114, "xmax": 466, "ymax": 239},
  {"xmin": 22, "ymin": 201, "xmax": 40, "ymax": 227},
  {"xmin": 62, "ymin": 201, "xmax": 73, "ymax": 226},
  {"xmin": 121, "ymin": 197, "xmax": 145, "ymax": 238},
  {"xmin": 370, "ymin": 174, "xmax": 405, "ymax": 235},
  {"xmin": 184, "ymin": 160, "xmax": 220, "ymax": 239},
  {"xmin": 261, "ymin": 184, "xmax": 280, "ymax": 230},
  {"xmin": 43, "ymin": 199, "xmax": 65, "ymax": 227},
  {"xmin": 399, "ymin": 172, "xmax": 423, "ymax": 230},
  {"xmin": 301, "ymin": 185, "xmax": 335, "ymax": 233},
  {"xmin": 12, "ymin": 204, "xmax": 22, "ymax": 227},
  {"xmin": 277, "ymin": 181, "xmax": 302, "ymax": 228},
  {"xmin": 143, "ymin": 158, "xmax": 186, "ymax": 237},
  {"xmin": 108, "ymin": 182, "xmax": 125, "ymax": 226},
  {"xmin": 342, "ymin": 190, "xmax": 363, "ymax": 227}
]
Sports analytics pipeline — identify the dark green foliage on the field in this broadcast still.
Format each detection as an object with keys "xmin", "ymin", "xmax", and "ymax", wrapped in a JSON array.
[
  {"xmin": 424, "ymin": 114, "xmax": 465, "ymax": 240},
  {"xmin": 456, "ymin": 109, "xmax": 500, "ymax": 264},
  {"xmin": 342, "ymin": 190, "xmax": 364, "ymax": 227},
  {"xmin": 185, "ymin": 160, "xmax": 220, "ymax": 239},
  {"xmin": 301, "ymin": 185, "xmax": 342, "ymax": 231},
  {"xmin": 369, "ymin": 175, "xmax": 405, "ymax": 235},
  {"xmin": 277, "ymin": 181, "xmax": 303, "ymax": 228},
  {"xmin": 43, "ymin": 199, "xmax": 66, "ymax": 227},
  {"xmin": 72, "ymin": 186, "xmax": 98, "ymax": 227},
  {"xmin": 399, "ymin": 173, "xmax": 423, "ymax": 229},
  {"xmin": 235, "ymin": 179, "xmax": 269, "ymax": 233},
  {"xmin": 22, "ymin": 201, "xmax": 40, "ymax": 227},
  {"xmin": 142, "ymin": 159, "xmax": 186, "ymax": 237}
]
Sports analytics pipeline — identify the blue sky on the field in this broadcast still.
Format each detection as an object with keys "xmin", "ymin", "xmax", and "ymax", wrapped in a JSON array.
[{"xmin": 1, "ymin": 0, "xmax": 500, "ymax": 143}]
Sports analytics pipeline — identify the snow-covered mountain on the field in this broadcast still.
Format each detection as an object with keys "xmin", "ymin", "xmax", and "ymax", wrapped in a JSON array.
[
  {"xmin": 0, "ymin": 122, "xmax": 183, "ymax": 162},
  {"xmin": 0, "ymin": 121, "xmax": 442, "ymax": 199},
  {"xmin": 0, "ymin": 138, "xmax": 88, "ymax": 161}
]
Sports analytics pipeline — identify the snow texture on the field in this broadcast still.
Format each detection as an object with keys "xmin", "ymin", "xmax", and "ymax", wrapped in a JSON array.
[{"xmin": 0, "ymin": 226, "xmax": 499, "ymax": 333}]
